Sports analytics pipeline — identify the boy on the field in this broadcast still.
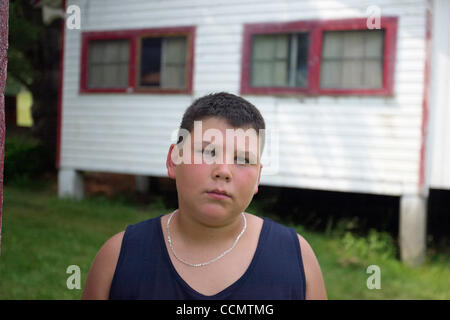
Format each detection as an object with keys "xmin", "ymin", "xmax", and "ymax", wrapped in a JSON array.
[{"xmin": 82, "ymin": 92, "xmax": 327, "ymax": 299}]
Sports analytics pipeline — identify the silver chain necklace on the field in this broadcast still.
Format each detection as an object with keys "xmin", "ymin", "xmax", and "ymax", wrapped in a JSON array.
[{"xmin": 166, "ymin": 211, "xmax": 247, "ymax": 267}]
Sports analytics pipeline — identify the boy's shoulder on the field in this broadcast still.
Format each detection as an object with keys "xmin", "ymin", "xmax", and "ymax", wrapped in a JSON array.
[
  {"xmin": 127, "ymin": 214, "xmax": 163, "ymax": 230},
  {"xmin": 97, "ymin": 215, "xmax": 165, "ymax": 265},
  {"xmin": 121, "ymin": 214, "xmax": 165, "ymax": 242},
  {"xmin": 257, "ymin": 215, "xmax": 315, "ymax": 262},
  {"xmin": 258, "ymin": 214, "xmax": 300, "ymax": 238}
]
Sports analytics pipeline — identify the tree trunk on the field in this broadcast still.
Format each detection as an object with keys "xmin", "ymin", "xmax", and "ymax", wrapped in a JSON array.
[{"xmin": 0, "ymin": 0, "xmax": 10, "ymax": 254}]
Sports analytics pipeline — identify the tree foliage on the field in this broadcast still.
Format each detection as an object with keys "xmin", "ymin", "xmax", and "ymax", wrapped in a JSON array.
[
  {"xmin": 7, "ymin": 0, "xmax": 44, "ymax": 89},
  {"xmin": 7, "ymin": 0, "xmax": 63, "ymax": 169}
]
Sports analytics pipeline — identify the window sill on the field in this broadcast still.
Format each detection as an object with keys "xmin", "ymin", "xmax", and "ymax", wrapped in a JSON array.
[
  {"xmin": 240, "ymin": 87, "xmax": 393, "ymax": 96},
  {"xmin": 79, "ymin": 88, "xmax": 192, "ymax": 94}
]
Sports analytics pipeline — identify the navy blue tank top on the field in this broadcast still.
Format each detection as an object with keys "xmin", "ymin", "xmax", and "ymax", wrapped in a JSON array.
[{"xmin": 109, "ymin": 215, "xmax": 306, "ymax": 300}]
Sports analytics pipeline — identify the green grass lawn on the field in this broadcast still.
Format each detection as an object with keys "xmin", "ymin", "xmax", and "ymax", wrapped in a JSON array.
[{"xmin": 0, "ymin": 182, "xmax": 449, "ymax": 299}]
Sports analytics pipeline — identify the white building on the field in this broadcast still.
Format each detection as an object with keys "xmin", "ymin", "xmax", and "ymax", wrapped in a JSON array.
[{"xmin": 57, "ymin": 0, "xmax": 450, "ymax": 266}]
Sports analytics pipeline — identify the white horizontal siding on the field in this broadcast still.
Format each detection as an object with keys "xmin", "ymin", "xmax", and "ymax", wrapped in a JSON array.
[
  {"xmin": 261, "ymin": 174, "xmax": 410, "ymax": 196},
  {"xmin": 77, "ymin": 0, "xmax": 426, "ymax": 29},
  {"xmin": 427, "ymin": 0, "xmax": 450, "ymax": 190},
  {"xmin": 61, "ymin": 0, "xmax": 429, "ymax": 196}
]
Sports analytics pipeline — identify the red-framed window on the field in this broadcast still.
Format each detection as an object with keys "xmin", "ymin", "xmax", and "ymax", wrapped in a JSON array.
[
  {"xmin": 80, "ymin": 26, "xmax": 195, "ymax": 94},
  {"xmin": 240, "ymin": 17, "xmax": 397, "ymax": 96}
]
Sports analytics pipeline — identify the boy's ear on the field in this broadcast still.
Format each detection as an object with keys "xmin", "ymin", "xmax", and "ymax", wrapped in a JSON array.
[
  {"xmin": 253, "ymin": 163, "xmax": 263, "ymax": 195},
  {"xmin": 166, "ymin": 144, "xmax": 179, "ymax": 180}
]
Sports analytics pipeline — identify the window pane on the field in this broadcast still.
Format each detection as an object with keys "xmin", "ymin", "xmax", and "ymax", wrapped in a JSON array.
[
  {"xmin": 295, "ymin": 33, "xmax": 309, "ymax": 87},
  {"xmin": 342, "ymin": 31, "xmax": 365, "ymax": 58},
  {"xmin": 252, "ymin": 61, "xmax": 273, "ymax": 86},
  {"xmin": 251, "ymin": 33, "xmax": 307, "ymax": 88},
  {"xmin": 140, "ymin": 37, "xmax": 162, "ymax": 87},
  {"xmin": 164, "ymin": 37, "xmax": 186, "ymax": 64},
  {"xmin": 273, "ymin": 60, "xmax": 288, "ymax": 86},
  {"xmin": 364, "ymin": 60, "xmax": 383, "ymax": 88},
  {"xmin": 119, "ymin": 41, "xmax": 130, "ymax": 62},
  {"xmin": 365, "ymin": 30, "xmax": 384, "ymax": 58},
  {"xmin": 88, "ymin": 65, "xmax": 103, "ymax": 88},
  {"xmin": 104, "ymin": 41, "xmax": 121, "ymax": 63},
  {"xmin": 87, "ymin": 39, "xmax": 129, "ymax": 88},
  {"xmin": 341, "ymin": 60, "xmax": 363, "ymax": 88},
  {"xmin": 162, "ymin": 65, "xmax": 185, "ymax": 88},
  {"xmin": 252, "ymin": 35, "xmax": 277, "ymax": 60},
  {"xmin": 139, "ymin": 36, "xmax": 188, "ymax": 89},
  {"xmin": 321, "ymin": 30, "xmax": 384, "ymax": 89},
  {"xmin": 161, "ymin": 37, "xmax": 187, "ymax": 88},
  {"xmin": 117, "ymin": 64, "xmax": 129, "ymax": 87},
  {"xmin": 320, "ymin": 61, "xmax": 341, "ymax": 88},
  {"xmin": 88, "ymin": 42, "xmax": 104, "ymax": 64},
  {"xmin": 103, "ymin": 65, "xmax": 119, "ymax": 87},
  {"xmin": 275, "ymin": 35, "xmax": 289, "ymax": 59},
  {"xmin": 322, "ymin": 32, "xmax": 342, "ymax": 59}
]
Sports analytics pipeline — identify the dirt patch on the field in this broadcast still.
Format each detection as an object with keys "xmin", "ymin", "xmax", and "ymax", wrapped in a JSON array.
[
  {"xmin": 82, "ymin": 172, "xmax": 178, "ymax": 208},
  {"xmin": 84, "ymin": 172, "xmax": 137, "ymax": 198}
]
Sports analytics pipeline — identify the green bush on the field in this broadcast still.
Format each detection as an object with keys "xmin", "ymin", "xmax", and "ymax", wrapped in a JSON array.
[
  {"xmin": 4, "ymin": 135, "xmax": 53, "ymax": 184},
  {"xmin": 339, "ymin": 229, "xmax": 397, "ymax": 265}
]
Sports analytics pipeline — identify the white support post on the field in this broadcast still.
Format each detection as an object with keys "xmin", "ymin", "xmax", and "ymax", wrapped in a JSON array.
[
  {"xmin": 58, "ymin": 168, "xmax": 84, "ymax": 200},
  {"xmin": 399, "ymin": 194, "xmax": 427, "ymax": 267}
]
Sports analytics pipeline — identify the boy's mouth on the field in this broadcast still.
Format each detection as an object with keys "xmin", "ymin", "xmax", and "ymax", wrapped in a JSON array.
[{"xmin": 206, "ymin": 189, "xmax": 231, "ymax": 199}]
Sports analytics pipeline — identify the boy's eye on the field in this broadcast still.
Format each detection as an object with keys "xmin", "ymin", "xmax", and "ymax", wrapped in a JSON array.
[
  {"xmin": 202, "ymin": 149, "xmax": 215, "ymax": 157},
  {"xmin": 197, "ymin": 148, "xmax": 251, "ymax": 165},
  {"xmin": 235, "ymin": 156, "xmax": 250, "ymax": 165}
]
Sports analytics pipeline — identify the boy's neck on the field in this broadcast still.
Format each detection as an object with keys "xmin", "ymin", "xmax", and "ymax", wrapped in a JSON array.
[{"xmin": 169, "ymin": 208, "xmax": 246, "ymax": 247}]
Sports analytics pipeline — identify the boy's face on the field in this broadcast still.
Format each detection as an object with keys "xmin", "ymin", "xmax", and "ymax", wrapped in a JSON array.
[{"xmin": 166, "ymin": 117, "xmax": 263, "ymax": 225}]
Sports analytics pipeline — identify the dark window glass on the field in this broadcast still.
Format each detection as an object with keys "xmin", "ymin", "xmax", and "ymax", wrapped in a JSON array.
[
  {"xmin": 140, "ymin": 37, "xmax": 162, "ymax": 87},
  {"xmin": 139, "ymin": 36, "xmax": 187, "ymax": 89}
]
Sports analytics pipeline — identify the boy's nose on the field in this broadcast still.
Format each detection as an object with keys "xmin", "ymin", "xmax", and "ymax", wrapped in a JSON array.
[{"xmin": 212, "ymin": 164, "xmax": 232, "ymax": 181}]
